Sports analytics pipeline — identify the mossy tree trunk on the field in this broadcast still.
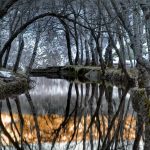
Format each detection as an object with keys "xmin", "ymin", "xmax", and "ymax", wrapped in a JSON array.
[{"xmin": 131, "ymin": 87, "xmax": 150, "ymax": 150}]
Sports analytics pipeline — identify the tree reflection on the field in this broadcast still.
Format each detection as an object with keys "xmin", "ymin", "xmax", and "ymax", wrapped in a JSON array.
[
  {"xmin": 0, "ymin": 100, "xmax": 21, "ymax": 149},
  {"xmin": 0, "ymin": 79, "xmax": 146, "ymax": 150},
  {"xmin": 25, "ymin": 92, "xmax": 41, "ymax": 150},
  {"xmin": 0, "ymin": 93, "xmax": 41, "ymax": 150}
]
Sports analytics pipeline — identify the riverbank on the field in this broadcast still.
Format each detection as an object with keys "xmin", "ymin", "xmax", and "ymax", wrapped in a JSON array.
[
  {"xmin": 0, "ymin": 69, "xmax": 30, "ymax": 99},
  {"xmin": 30, "ymin": 66, "xmax": 137, "ymax": 86}
]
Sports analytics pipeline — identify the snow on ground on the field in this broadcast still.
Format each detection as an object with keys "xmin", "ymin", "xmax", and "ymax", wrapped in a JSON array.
[
  {"xmin": 113, "ymin": 57, "xmax": 136, "ymax": 67},
  {"xmin": 0, "ymin": 71, "xmax": 15, "ymax": 78}
]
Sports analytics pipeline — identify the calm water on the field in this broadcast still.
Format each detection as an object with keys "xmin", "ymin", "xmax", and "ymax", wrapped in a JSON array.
[{"xmin": 0, "ymin": 77, "xmax": 144, "ymax": 150}]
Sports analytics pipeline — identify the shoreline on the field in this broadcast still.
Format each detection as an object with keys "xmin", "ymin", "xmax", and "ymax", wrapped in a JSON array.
[
  {"xmin": 30, "ymin": 66, "xmax": 137, "ymax": 86},
  {"xmin": 0, "ymin": 70, "xmax": 30, "ymax": 99}
]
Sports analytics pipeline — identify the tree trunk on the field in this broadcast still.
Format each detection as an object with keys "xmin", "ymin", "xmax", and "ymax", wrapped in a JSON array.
[
  {"xmin": 105, "ymin": 38, "xmax": 113, "ymax": 67},
  {"xmin": 13, "ymin": 35, "xmax": 24, "ymax": 72},
  {"xmin": 125, "ymin": 38, "xmax": 134, "ymax": 68},
  {"xmin": 142, "ymin": 0, "xmax": 150, "ymax": 62},
  {"xmin": 89, "ymin": 36, "xmax": 96, "ymax": 66},
  {"xmin": 130, "ymin": 88, "xmax": 149, "ymax": 150},
  {"xmin": 95, "ymin": 38, "xmax": 105, "ymax": 74},
  {"xmin": 27, "ymin": 31, "xmax": 40, "ymax": 74},
  {"xmin": 2, "ymin": 9, "xmax": 18, "ymax": 68},
  {"xmin": 105, "ymin": 86, "xmax": 113, "ymax": 144},
  {"xmin": 3, "ymin": 46, "xmax": 11, "ymax": 68},
  {"xmin": 65, "ymin": 29, "xmax": 73, "ymax": 65},
  {"xmin": 133, "ymin": 114, "xmax": 143, "ymax": 150},
  {"xmin": 118, "ymin": 33, "xmax": 126, "ymax": 66},
  {"xmin": 146, "ymin": 23, "xmax": 150, "ymax": 62},
  {"xmin": 74, "ymin": 18, "xmax": 79, "ymax": 65},
  {"xmin": 80, "ymin": 34, "xmax": 84, "ymax": 65},
  {"xmin": 0, "ymin": 0, "xmax": 19, "ymax": 19},
  {"xmin": 85, "ymin": 39, "xmax": 90, "ymax": 65},
  {"xmin": 0, "ymin": 21, "xmax": 2, "ymax": 64},
  {"xmin": 59, "ymin": 19, "xmax": 73, "ymax": 65}
]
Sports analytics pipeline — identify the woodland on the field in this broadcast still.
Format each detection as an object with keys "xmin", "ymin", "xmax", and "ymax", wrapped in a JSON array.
[{"xmin": 0, "ymin": 0, "xmax": 150, "ymax": 149}]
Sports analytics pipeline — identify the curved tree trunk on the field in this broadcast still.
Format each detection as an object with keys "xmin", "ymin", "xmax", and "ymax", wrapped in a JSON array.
[
  {"xmin": 0, "ymin": 0, "xmax": 18, "ymax": 19},
  {"xmin": 59, "ymin": 19, "xmax": 73, "ymax": 65},
  {"xmin": 0, "ymin": 13, "xmax": 73, "ymax": 67},
  {"xmin": 2, "ymin": 9, "xmax": 19, "ymax": 68}
]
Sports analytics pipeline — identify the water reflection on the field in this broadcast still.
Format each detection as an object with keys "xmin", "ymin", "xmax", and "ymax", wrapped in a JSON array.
[{"xmin": 0, "ymin": 77, "xmax": 145, "ymax": 149}]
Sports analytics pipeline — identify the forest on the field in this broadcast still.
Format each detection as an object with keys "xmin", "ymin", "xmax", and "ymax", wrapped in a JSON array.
[{"xmin": 0, "ymin": 0, "xmax": 150, "ymax": 150}]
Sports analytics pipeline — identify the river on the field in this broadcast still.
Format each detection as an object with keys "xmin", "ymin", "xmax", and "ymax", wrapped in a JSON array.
[{"xmin": 0, "ymin": 77, "xmax": 144, "ymax": 150}]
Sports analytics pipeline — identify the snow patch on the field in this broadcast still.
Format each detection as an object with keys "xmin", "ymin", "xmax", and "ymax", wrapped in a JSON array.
[{"xmin": 0, "ymin": 71, "xmax": 15, "ymax": 78}]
